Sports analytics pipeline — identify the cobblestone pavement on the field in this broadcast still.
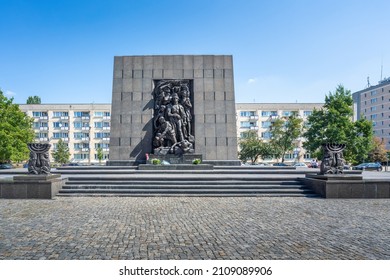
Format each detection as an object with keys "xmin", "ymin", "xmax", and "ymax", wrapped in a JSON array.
[{"xmin": 0, "ymin": 197, "xmax": 389, "ymax": 260}]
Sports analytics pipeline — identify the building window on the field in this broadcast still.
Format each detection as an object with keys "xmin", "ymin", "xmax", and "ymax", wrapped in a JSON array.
[
  {"xmin": 53, "ymin": 132, "xmax": 68, "ymax": 139},
  {"xmin": 32, "ymin": 111, "xmax": 48, "ymax": 117},
  {"xmin": 95, "ymin": 143, "xmax": 109, "ymax": 149},
  {"xmin": 74, "ymin": 122, "xmax": 82, "ymax": 128},
  {"xmin": 94, "ymin": 154, "xmax": 109, "ymax": 160},
  {"xmin": 94, "ymin": 122, "xmax": 103, "ymax": 128},
  {"xmin": 371, "ymin": 90, "xmax": 377, "ymax": 96},
  {"xmin": 261, "ymin": 132, "xmax": 272, "ymax": 139},
  {"xmin": 303, "ymin": 111, "xmax": 312, "ymax": 116},
  {"xmin": 240, "ymin": 111, "xmax": 256, "ymax": 117},
  {"xmin": 262, "ymin": 111, "xmax": 278, "ymax": 117},
  {"xmin": 94, "ymin": 132, "xmax": 110, "ymax": 138},
  {"xmin": 74, "ymin": 154, "xmax": 89, "ymax": 160},
  {"xmin": 261, "ymin": 121, "xmax": 271, "ymax": 128},
  {"xmin": 52, "ymin": 111, "xmax": 68, "ymax": 117},
  {"xmin": 94, "ymin": 112, "xmax": 104, "ymax": 117},
  {"xmin": 74, "ymin": 111, "xmax": 90, "ymax": 118},
  {"xmin": 240, "ymin": 121, "xmax": 257, "ymax": 128},
  {"xmin": 371, "ymin": 98, "xmax": 378, "ymax": 104}
]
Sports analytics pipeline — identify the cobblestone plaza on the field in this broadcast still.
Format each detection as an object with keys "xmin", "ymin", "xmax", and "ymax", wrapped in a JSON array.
[{"xmin": 1, "ymin": 196, "xmax": 389, "ymax": 260}]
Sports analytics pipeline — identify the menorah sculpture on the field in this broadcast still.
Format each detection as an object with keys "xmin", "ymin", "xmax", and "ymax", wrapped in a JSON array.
[
  {"xmin": 320, "ymin": 143, "xmax": 346, "ymax": 175},
  {"xmin": 27, "ymin": 143, "xmax": 51, "ymax": 175}
]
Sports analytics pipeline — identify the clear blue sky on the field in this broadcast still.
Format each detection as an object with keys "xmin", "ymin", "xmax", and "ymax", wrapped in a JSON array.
[{"xmin": 1, "ymin": 0, "xmax": 390, "ymax": 104}]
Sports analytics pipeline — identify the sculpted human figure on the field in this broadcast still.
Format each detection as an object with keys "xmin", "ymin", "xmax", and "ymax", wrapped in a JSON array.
[
  {"xmin": 156, "ymin": 116, "xmax": 177, "ymax": 147},
  {"xmin": 167, "ymin": 92, "xmax": 186, "ymax": 142},
  {"xmin": 28, "ymin": 151, "xmax": 39, "ymax": 174},
  {"xmin": 180, "ymin": 84, "xmax": 193, "ymax": 140}
]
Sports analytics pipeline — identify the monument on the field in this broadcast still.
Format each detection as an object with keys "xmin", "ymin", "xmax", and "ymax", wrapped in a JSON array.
[
  {"xmin": 0, "ymin": 143, "xmax": 65, "ymax": 199},
  {"xmin": 27, "ymin": 143, "xmax": 51, "ymax": 174},
  {"xmin": 107, "ymin": 55, "xmax": 239, "ymax": 166}
]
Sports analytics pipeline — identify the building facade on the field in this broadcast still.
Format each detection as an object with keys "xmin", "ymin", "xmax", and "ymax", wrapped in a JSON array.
[
  {"xmin": 352, "ymin": 78, "xmax": 390, "ymax": 150},
  {"xmin": 19, "ymin": 104, "xmax": 111, "ymax": 164},
  {"xmin": 236, "ymin": 103, "xmax": 324, "ymax": 163}
]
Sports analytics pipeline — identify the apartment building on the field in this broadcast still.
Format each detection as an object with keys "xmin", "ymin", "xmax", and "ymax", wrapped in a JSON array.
[
  {"xmin": 19, "ymin": 104, "xmax": 111, "ymax": 164},
  {"xmin": 236, "ymin": 103, "xmax": 324, "ymax": 163},
  {"xmin": 353, "ymin": 78, "xmax": 390, "ymax": 150}
]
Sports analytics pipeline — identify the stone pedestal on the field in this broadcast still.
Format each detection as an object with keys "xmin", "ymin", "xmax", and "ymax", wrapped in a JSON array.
[
  {"xmin": 0, "ymin": 174, "xmax": 66, "ymax": 199},
  {"xmin": 303, "ymin": 173, "xmax": 390, "ymax": 198}
]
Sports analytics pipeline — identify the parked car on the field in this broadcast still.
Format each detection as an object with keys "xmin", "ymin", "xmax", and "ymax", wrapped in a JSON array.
[
  {"xmin": 293, "ymin": 162, "xmax": 308, "ymax": 168},
  {"xmin": 0, "ymin": 163, "xmax": 13, "ymax": 169},
  {"xmin": 353, "ymin": 162, "xmax": 382, "ymax": 171},
  {"xmin": 273, "ymin": 162, "xmax": 289, "ymax": 166}
]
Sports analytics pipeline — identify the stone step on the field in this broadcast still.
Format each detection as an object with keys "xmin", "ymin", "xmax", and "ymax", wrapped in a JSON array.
[
  {"xmin": 64, "ymin": 180, "xmax": 302, "ymax": 185},
  {"xmin": 62, "ymin": 184, "xmax": 306, "ymax": 189},
  {"xmin": 58, "ymin": 188, "xmax": 313, "ymax": 196},
  {"xmin": 56, "ymin": 170, "xmax": 318, "ymax": 197},
  {"xmin": 57, "ymin": 193, "xmax": 319, "ymax": 198}
]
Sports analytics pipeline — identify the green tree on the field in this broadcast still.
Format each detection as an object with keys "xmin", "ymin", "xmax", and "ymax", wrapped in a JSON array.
[
  {"xmin": 368, "ymin": 137, "xmax": 388, "ymax": 163},
  {"xmin": 26, "ymin": 95, "xmax": 41, "ymax": 104},
  {"xmin": 0, "ymin": 89, "xmax": 35, "ymax": 163},
  {"xmin": 96, "ymin": 147, "xmax": 104, "ymax": 164},
  {"xmin": 269, "ymin": 113, "xmax": 303, "ymax": 162},
  {"xmin": 51, "ymin": 139, "xmax": 70, "ymax": 165},
  {"xmin": 238, "ymin": 130, "xmax": 273, "ymax": 163},
  {"xmin": 303, "ymin": 85, "xmax": 373, "ymax": 164}
]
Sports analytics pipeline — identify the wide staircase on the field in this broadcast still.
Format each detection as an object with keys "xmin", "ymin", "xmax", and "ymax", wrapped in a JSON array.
[{"xmin": 55, "ymin": 167, "xmax": 318, "ymax": 197}]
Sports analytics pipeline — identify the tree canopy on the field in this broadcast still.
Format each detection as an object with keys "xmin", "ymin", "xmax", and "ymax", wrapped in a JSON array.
[
  {"xmin": 238, "ymin": 130, "xmax": 273, "ymax": 164},
  {"xmin": 51, "ymin": 139, "xmax": 70, "ymax": 165},
  {"xmin": 368, "ymin": 137, "xmax": 388, "ymax": 163},
  {"xmin": 303, "ymin": 85, "xmax": 373, "ymax": 164},
  {"xmin": 26, "ymin": 95, "xmax": 41, "ymax": 104},
  {"xmin": 0, "ymin": 89, "xmax": 35, "ymax": 163},
  {"xmin": 269, "ymin": 113, "xmax": 303, "ymax": 162}
]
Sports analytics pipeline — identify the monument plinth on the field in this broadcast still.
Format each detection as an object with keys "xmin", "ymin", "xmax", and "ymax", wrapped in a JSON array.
[{"xmin": 107, "ymin": 55, "xmax": 240, "ymax": 166}]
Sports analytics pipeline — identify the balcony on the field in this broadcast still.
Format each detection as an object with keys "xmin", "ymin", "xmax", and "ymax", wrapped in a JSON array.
[
  {"xmin": 60, "ymin": 127, "xmax": 69, "ymax": 130},
  {"xmin": 39, "ymin": 127, "xmax": 48, "ymax": 131},
  {"xmin": 82, "ymin": 127, "xmax": 90, "ymax": 131},
  {"xmin": 250, "ymin": 126, "xmax": 259, "ymax": 130},
  {"xmin": 103, "ymin": 138, "xmax": 110, "ymax": 141},
  {"xmin": 39, "ymin": 116, "xmax": 48, "ymax": 120},
  {"xmin": 60, "ymin": 116, "xmax": 69, "ymax": 120},
  {"xmin": 103, "ymin": 148, "xmax": 110, "ymax": 152},
  {"xmin": 81, "ymin": 137, "xmax": 90, "ymax": 141},
  {"xmin": 103, "ymin": 127, "xmax": 110, "ymax": 130},
  {"xmin": 82, "ymin": 116, "xmax": 90, "ymax": 120},
  {"xmin": 61, "ymin": 138, "xmax": 69, "ymax": 142},
  {"xmin": 81, "ymin": 148, "xmax": 89, "ymax": 152},
  {"xmin": 103, "ymin": 116, "xmax": 111, "ymax": 120},
  {"xmin": 39, "ymin": 137, "xmax": 48, "ymax": 142},
  {"xmin": 249, "ymin": 115, "xmax": 259, "ymax": 120}
]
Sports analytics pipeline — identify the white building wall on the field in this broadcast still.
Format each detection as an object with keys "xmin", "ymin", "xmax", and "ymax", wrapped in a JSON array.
[
  {"xmin": 236, "ymin": 103, "xmax": 324, "ymax": 163},
  {"xmin": 19, "ymin": 104, "xmax": 111, "ymax": 164}
]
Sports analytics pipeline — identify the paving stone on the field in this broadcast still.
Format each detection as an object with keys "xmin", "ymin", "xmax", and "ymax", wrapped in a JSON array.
[{"xmin": 0, "ymin": 197, "xmax": 390, "ymax": 259}]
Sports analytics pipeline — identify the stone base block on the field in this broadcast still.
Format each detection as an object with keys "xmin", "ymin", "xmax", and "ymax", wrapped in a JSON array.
[
  {"xmin": 303, "ymin": 174, "xmax": 390, "ymax": 198},
  {"xmin": 149, "ymin": 154, "xmax": 203, "ymax": 164},
  {"xmin": 138, "ymin": 164, "xmax": 214, "ymax": 170},
  {"xmin": 0, "ymin": 174, "xmax": 66, "ymax": 199},
  {"xmin": 106, "ymin": 160, "xmax": 142, "ymax": 166}
]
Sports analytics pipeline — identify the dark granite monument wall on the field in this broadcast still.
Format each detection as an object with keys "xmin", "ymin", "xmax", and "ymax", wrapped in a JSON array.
[{"xmin": 108, "ymin": 55, "xmax": 238, "ymax": 163}]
